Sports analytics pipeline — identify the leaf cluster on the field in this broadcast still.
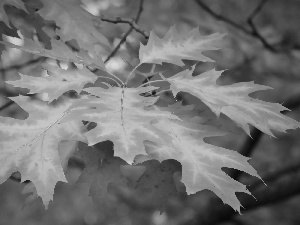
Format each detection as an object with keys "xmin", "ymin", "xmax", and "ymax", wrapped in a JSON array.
[{"xmin": 0, "ymin": 0, "xmax": 299, "ymax": 215}]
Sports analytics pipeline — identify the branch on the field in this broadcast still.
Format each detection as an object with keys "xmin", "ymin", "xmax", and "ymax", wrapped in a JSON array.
[
  {"xmin": 192, "ymin": 162, "xmax": 300, "ymax": 225},
  {"xmin": 194, "ymin": 0, "xmax": 249, "ymax": 34},
  {"xmin": 101, "ymin": 16, "xmax": 149, "ymax": 40},
  {"xmin": 188, "ymin": 92, "xmax": 300, "ymax": 224},
  {"xmin": 194, "ymin": 0, "xmax": 279, "ymax": 52},
  {"xmin": 250, "ymin": 159, "xmax": 300, "ymax": 190},
  {"xmin": 246, "ymin": 0, "xmax": 276, "ymax": 52},
  {"xmin": 230, "ymin": 128, "xmax": 262, "ymax": 180},
  {"xmin": 247, "ymin": 0, "xmax": 268, "ymax": 22},
  {"xmin": 103, "ymin": 0, "xmax": 145, "ymax": 64}
]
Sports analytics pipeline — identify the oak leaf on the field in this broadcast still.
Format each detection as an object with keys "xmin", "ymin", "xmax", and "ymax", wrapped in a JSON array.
[
  {"xmin": 0, "ymin": 96, "xmax": 86, "ymax": 208},
  {"xmin": 0, "ymin": 0, "xmax": 27, "ymax": 28},
  {"xmin": 166, "ymin": 66, "xmax": 300, "ymax": 136},
  {"xmin": 129, "ymin": 160, "xmax": 181, "ymax": 212},
  {"xmin": 75, "ymin": 143, "xmax": 129, "ymax": 204},
  {"xmin": 145, "ymin": 118, "xmax": 260, "ymax": 212},
  {"xmin": 7, "ymin": 63, "xmax": 98, "ymax": 102},
  {"xmin": 0, "ymin": 37, "xmax": 106, "ymax": 69},
  {"xmin": 139, "ymin": 26, "xmax": 224, "ymax": 66},
  {"xmin": 38, "ymin": 0, "xmax": 110, "ymax": 54},
  {"xmin": 62, "ymin": 86, "xmax": 178, "ymax": 163}
]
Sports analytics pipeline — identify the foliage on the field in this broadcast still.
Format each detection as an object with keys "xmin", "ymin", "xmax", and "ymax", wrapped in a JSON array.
[{"xmin": 0, "ymin": 0, "xmax": 299, "ymax": 220}]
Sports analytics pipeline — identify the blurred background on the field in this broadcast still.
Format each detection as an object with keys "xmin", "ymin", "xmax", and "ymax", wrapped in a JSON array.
[{"xmin": 0, "ymin": 0, "xmax": 300, "ymax": 224}]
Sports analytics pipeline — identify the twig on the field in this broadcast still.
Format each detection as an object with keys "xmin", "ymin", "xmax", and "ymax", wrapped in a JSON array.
[
  {"xmin": 247, "ymin": 0, "xmax": 275, "ymax": 52},
  {"xmin": 190, "ymin": 92, "xmax": 300, "ymax": 224},
  {"xmin": 101, "ymin": 16, "xmax": 149, "ymax": 40},
  {"xmin": 104, "ymin": 0, "xmax": 145, "ymax": 64},
  {"xmin": 192, "ymin": 171, "xmax": 300, "ymax": 225},
  {"xmin": 194, "ymin": 0, "xmax": 248, "ymax": 34},
  {"xmin": 194, "ymin": 0, "xmax": 278, "ymax": 52},
  {"xmin": 230, "ymin": 129, "xmax": 262, "ymax": 180},
  {"xmin": 247, "ymin": 0, "xmax": 268, "ymax": 22},
  {"xmin": 250, "ymin": 159, "xmax": 300, "ymax": 190}
]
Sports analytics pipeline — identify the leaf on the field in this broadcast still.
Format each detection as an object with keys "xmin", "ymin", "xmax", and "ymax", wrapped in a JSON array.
[
  {"xmin": 0, "ymin": 96, "xmax": 86, "ymax": 208},
  {"xmin": 166, "ymin": 66, "xmax": 300, "ymax": 136},
  {"xmin": 0, "ymin": 37, "xmax": 106, "ymax": 69},
  {"xmin": 160, "ymin": 101, "xmax": 198, "ymax": 120},
  {"xmin": 0, "ymin": 20, "xmax": 19, "ymax": 38},
  {"xmin": 139, "ymin": 26, "xmax": 224, "ymax": 66},
  {"xmin": 62, "ymin": 86, "xmax": 178, "ymax": 163},
  {"xmin": 7, "ymin": 63, "xmax": 98, "ymax": 102},
  {"xmin": 38, "ymin": 0, "xmax": 110, "ymax": 53},
  {"xmin": 75, "ymin": 143, "xmax": 129, "ymax": 203},
  {"xmin": 129, "ymin": 160, "xmax": 182, "ymax": 212},
  {"xmin": 0, "ymin": 0, "xmax": 27, "ymax": 27},
  {"xmin": 145, "ymin": 118, "xmax": 260, "ymax": 212},
  {"xmin": 21, "ymin": 140, "xmax": 79, "ymax": 207}
]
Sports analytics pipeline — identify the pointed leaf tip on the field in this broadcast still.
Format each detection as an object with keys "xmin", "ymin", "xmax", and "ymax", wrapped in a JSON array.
[
  {"xmin": 166, "ymin": 67, "xmax": 300, "ymax": 136},
  {"xmin": 139, "ymin": 26, "xmax": 225, "ymax": 66}
]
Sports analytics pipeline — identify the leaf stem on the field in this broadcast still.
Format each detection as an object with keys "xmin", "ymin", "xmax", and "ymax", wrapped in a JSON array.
[
  {"xmin": 96, "ymin": 75, "xmax": 122, "ymax": 87},
  {"xmin": 101, "ymin": 69, "xmax": 125, "ymax": 86},
  {"xmin": 155, "ymin": 89, "xmax": 171, "ymax": 95},
  {"xmin": 138, "ymin": 79, "xmax": 168, "ymax": 88},
  {"xmin": 125, "ymin": 63, "xmax": 142, "ymax": 85},
  {"xmin": 150, "ymin": 64, "xmax": 156, "ymax": 73}
]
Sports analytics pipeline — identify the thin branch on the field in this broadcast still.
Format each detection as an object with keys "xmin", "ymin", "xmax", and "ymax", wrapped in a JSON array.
[
  {"xmin": 247, "ymin": 172, "xmax": 300, "ymax": 210},
  {"xmin": 104, "ymin": 0, "xmax": 145, "ymax": 64},
  {"xmin": 192, "ymin": 171, "xmax": 300, "ymax": 225},
  {"xmin": 194, "ymin": 0, "xmax": 249, "ymax": 33},
  {"xmin": 138, "ymin": 79, "xmax": 167, "ymax": 88},
  {"xmin": 189, "ymin": 93, "xmax": 300, "ymax": 224},
  {"xmin": 250, "ymin": 159, "xmax": 300, "ymax": 190},
  {"xmin": 247, "ymin": 0, "xmax": 268, "ymax": 22},
  {"xmin": 247, "ymin": 14, "xmax": 275, "ymax": 52},
  {"xmin": 194, "ymin": 0, "xmax": 278, "ymax": 52},
  {"xmin": 101, "ymin": 16, "xmax": 149, "ymax": 40},
  {"xmin": 230, "ymin": 129, "xmax": 262, "ymax": 180}
]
